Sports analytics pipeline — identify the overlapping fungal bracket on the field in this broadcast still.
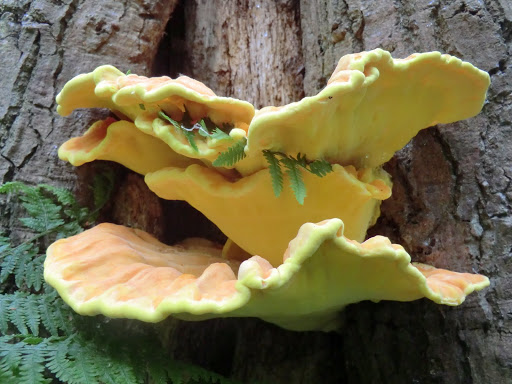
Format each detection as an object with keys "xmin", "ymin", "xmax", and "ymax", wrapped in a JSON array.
[
  {"xmin": 241, "ymin": 50, "xmax": 490, "ymax": 173},
  {"xmin": 45, "ymin": 220, "xmax": 489, "ymax": 331},
  {"xmin": 58, "ymin": 118, "xmax": 199, "ymax": 174},
  {"xmin": 46, "ymin": 49, "xmax": 491, "ymax": 331},
  {"xmin": 145, "ymin": 164, "xmax": 391, "ymax": 266},
  {"xmin": 57, "ymin": 65, "xmax": 254, "ymax": 163}
]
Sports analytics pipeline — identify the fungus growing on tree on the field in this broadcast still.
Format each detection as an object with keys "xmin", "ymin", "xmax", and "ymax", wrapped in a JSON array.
[
  {"xmin": 56, "ymin": 65, "xmax": 254, "ymax": 165},
  {"xmin": 45, "ymin": 220, "xmax": 489, "ymax": 331},
  {"xmin": 144, "ymin": 164, "xmax": 391, "ymax": 265},
  {"xmin": 58, "ymin": 117, "xmax": 198, "ymax": 174},
  {"xmin": 45, "ymin": 49, "xmax": 491, "ymax": 331}
]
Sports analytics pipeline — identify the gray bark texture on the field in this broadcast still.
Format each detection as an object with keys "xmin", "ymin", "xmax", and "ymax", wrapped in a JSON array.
[{"xmin": 1, "ymin": 0, "xmax": 511, "ymax": 383}]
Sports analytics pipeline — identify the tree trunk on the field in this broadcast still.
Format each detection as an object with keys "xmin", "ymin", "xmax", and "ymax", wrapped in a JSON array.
[{"xmin": 1, "ymin": 0, "xmax": 510, "ymax": 383}]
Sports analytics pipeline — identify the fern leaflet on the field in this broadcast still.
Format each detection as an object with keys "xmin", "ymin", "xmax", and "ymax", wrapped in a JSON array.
[
  {"xmin": 21, "ymin": 255, "xmax": 45, "ymax": 291},
  {"xmin": 183, "ymin": 129, "xmax": 199, "ymax": 152},
  {"xmin": 281, "ymin": 157, "xmax": 307, "ymax": 205},
  {"xmin": 0, "ymin": 296, "xmax": 9, "ymax": 334},
  {"xmin": 158, "ymin": 111, "xmax": 200, "ymax": 152},
  {"xmin": 8, "ymin": 293, "xmax": 30, "ymax": 335},
  {"xmin": 17, "ymin": 341, "xmax": 50, "ymax": 384},
  {"xmin": 308, "ymin": 159, "xmax": 333, "ymax": 176},
  {"xmin": 22, "ymin": 294, "xmax": 41, "ymax": 336},
  {"xmin": 158, "ymin": 111, "xmax": 180, "ymax": 130},
  {"xmin": 263, "ymin": 150, "xmax": 284, "ymax": 197},
  {"xmin": 260, "ymin": 151, "xmax": 334, "ymax": 204},
  {"xmin": 0, "ymin": 335, "xmax": 24, "ymax": 376},
  {"xmin": 212, "ymin": 138, "xmax": 247, "ymax": 167},
  {"xmin": 1, "ymin": 242, "xmax": 33, "ymax": 283}
]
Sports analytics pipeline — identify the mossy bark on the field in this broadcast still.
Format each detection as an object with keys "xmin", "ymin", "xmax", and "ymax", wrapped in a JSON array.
[{"xmin": 1, "ymin": 0, "xmax": 510, "ymax": 382}]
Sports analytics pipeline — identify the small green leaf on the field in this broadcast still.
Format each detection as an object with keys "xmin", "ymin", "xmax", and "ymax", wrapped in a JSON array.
[
  {"xmin": 209, "ymin": 128, "xmax": 232, "ymax": 140},
  {"xmin": 183, "ymin": 130, "xmax": 199, "ymax": 152},
  {"xmin": 159, "ymin": 111, "xmax": 199, "ymax": 152},
  {"xmin": 263, "ymin": 150, "xmax": 284, "ymax": 197},
  {"xmin": 212, "ymin": 139, "xmax": 247, "ymax": 167},
  {"xmin": 158, "ymin": 111, "xmax": 181, "ymax": 130},
  {"xmin": 281, "ymin": 157, "xmax": 306, "ymax": 205},
  {"xmin": 125, "ymin": 70, "xmax": 131, "ymax": 75}
]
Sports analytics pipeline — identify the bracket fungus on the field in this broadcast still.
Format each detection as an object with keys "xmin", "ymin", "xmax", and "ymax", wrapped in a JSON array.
[
  {"xmin": 56, "ymin": 65, "xmax": 254, "ymax": 165},
  {"xmin": 58, "ymin": 117, "xmax": 199, "ymax": 174},
  {"xmin": 46, "ymin": 49, "xmax": 490, "ymax": 331}
]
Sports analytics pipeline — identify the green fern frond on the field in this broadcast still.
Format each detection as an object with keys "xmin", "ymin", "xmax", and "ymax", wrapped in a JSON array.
[
  {"xmin": 1, "ymin": 179, "xmax": 239, "ymax": 384},
  {"xmin": 2, "ymin": 293, "xmax": 42, "ymax": 336},
  {"xmin": 22, "ymin": 256, "xmax": 45, "ymax": 291},
  {"xmin": 17, "ymin": 341, "xmax": 50, "ymax": 384},
  {"xmin": 158, "ymin": 111, "xmax": 237, "ymax": 156},
  {"xmin": 38, "ymin": 293, "xmax": 74, "ymax": 336},
  {"xmin": 45, "ymin": 337, "xmax": 74, "ymax": 383},
  {"xmin": 0, "ymin": 335, "xmax": 24, "ymax": 377},
  {"xmin": 21, "ymin": 294, "xmax": 41, "ymax": 336},
  {"xmin": 294, "ymin": 153, "xmax": 308, "ymax": 169},
  {"xmin": 0, "ymin": 291, "xmax": 77, "ymax": 338},
  {"xmin": 212, "ymin": 139, "xmax": 247, "ymax": 167},
  {"xmin": 14, "ymin": 188, "xmax": 65, "ymax": 233},
  {"xmin": 261, "ymin": 151, "xmax": 333, "ymax": 204},
  {"xmin": 1, "ymin": 236, "xmax": 45, "ymax": 290},
  {"xmin": 7, "ymin": 293, "xmax": 30, "ymax": 335},
  {"xmin": 0, "ymin": 181, "xmax": 93, "ymax": 235},
  {"xmin": 263, "ymin": 150, "xmax": 284, "ymax": 197},
  {"xmin": 39, "ymin": 184, "xmax": 91, "ymax": 227},
  {"xmin": 1, "ymin": 242, "xmax": 33, "ymax": 283},
  {"xmin": 146, "ymin": 358, "xmax": 169, "ymax": 384},
  {"xmin": 37, "ymin": 184, "xmax": 76, "ymax": 207},
  {"xmin": 39, "ymin": 292, "xmax": 76, "ymax": 335},
  {"xmin": 0, "ymin": 180, "xmax": 29, "ymax": 194},
  {"xmin": 0, "ymin": 297, "xmax": 9, "ymax": 334},
  {"xmin": 57, "ymin": 336, "xmax": 103, "ymax": 384},
  {"xmin": 168, "ymin": 359, "xmax": 235, "ymax": 384},
  {"xmin": 281, "ymin": 157, "xmax": 307, "ymax": 205},
  {"xmin": 13, "ymin": 251, "xmax": 40, "ymax": 290}
]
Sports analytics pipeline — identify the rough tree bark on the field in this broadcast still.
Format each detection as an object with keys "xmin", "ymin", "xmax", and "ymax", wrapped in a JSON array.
[{"xmin": 1, "ymin": 0, "xmax": 510, "ymax": 383}]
